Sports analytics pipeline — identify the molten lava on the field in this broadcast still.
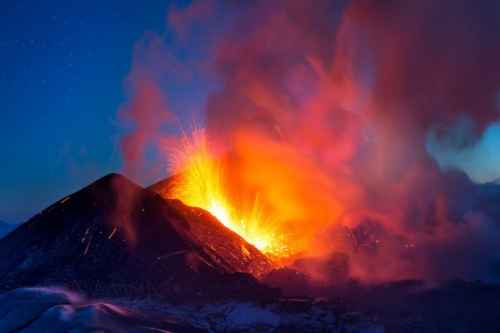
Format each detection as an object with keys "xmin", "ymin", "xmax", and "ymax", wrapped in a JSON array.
[{"xmin": 167, "ymin": 129, "xmax": 289, "ymax": 257}]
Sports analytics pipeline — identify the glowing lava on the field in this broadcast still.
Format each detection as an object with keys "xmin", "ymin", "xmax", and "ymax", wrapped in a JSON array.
[{"xmin": 167, "ymin": 129, "xmax": 289, "ymax": 257}]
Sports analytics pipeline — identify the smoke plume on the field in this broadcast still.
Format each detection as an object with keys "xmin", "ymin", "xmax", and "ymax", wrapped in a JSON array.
[{"xmin": 120, "ymin": 0, "xmax": 500, "ymax": 283}]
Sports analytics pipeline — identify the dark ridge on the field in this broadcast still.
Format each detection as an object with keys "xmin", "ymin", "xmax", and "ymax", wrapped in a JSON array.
[
  {"xmin": 0, "ymin": 173, "xmax": 277, "ymax": 301},
  {"xmin": 148, "ymin": 174, "xmax": 180, "ymax": 198}
]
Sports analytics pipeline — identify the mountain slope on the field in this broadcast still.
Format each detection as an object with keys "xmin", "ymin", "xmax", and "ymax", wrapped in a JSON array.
[
  {"xmin": 148, "ymin": 175, "xmax": 275, "ymax": 277},
  {"xmin": 0, "ymin": 173, "xmax": 275, "ymax": 299}
]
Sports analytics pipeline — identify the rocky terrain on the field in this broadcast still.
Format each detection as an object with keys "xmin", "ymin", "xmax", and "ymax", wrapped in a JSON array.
[
  {"xmin": 2, "ymin": 172, "xmax": 500, "ymax": 332},
  {"xmin": 0, "ymin": 174, "xmax": 273, "ymax": 299}
]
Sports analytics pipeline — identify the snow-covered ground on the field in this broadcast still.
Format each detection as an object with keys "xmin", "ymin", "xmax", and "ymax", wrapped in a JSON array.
[
  {"xmin": 0, "ymin": 287, "xmax": 384, "ymax": 332},
  {"xmin": 118, "ymin": 298, "xmax": 384, "ymax": 332},
  {"xmin": 0, "ymin": 287, "xmax": 197, "ymax": 332}
]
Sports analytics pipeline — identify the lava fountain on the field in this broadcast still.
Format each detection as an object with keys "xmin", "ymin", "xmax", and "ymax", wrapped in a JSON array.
[{"xmin": 166, "ymin": 129, "xmax": 290, "ymax": 257}]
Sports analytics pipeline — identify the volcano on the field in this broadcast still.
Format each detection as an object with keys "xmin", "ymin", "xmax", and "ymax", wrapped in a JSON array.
[{"xmin": 0, "ymin": 173, "xmax": 275, "ymax": 299}]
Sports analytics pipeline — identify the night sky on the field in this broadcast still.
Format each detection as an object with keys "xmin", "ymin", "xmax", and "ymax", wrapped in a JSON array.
[
  {"xmin": 1, "ymin": 0, "xmax": 500, "ymax": 224},
  {"xmin": 1, "ymin": 0, "xmax": 197, "ymax": 223}
]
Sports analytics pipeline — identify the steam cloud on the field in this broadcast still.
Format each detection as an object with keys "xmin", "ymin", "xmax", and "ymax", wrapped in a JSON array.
[{"xmin": 120, "ymin": 0, "xmax": 500, "ymax": 283}]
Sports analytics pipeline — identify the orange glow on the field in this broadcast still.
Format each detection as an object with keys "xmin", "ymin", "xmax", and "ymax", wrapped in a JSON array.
[
  {"xmin": 117, "ymin": 0, "xmax": 500, "ymax": 283},
  {"xmin": 167, "ymin": 129, "xmax": 290, "ymax": 257}
]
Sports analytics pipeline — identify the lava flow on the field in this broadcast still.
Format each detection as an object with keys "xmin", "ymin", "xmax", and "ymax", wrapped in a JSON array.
[{"xmin": 166, "ymin": 129, "xmax": 289, "ymax": 257}]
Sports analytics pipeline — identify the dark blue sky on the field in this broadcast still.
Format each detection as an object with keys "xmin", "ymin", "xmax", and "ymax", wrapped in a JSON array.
[
  {"xmin": 0, "ymin": 0, "xmax": 196, "ymax": 223},
  {"xmin": 2, "ymin": 0, "xmax": 499, "ymax": 224}
]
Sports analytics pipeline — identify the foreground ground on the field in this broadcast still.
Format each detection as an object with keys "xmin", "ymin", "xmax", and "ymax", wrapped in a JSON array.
[
  {"xmin": 2, "ymin": 281, "xmax": 500, "ymax": 333},
  {"xmin": 0, "ymin": 287, "xmax": 382, "ymax": 333}
]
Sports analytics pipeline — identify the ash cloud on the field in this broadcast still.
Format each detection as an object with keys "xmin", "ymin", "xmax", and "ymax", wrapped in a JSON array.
[
  {"xmin": 202, "ymin": 0, "xmax": 500, "ymax": 282},
  {"xmin": 120, "ymin": 0, "xmax": 500, "ymax": 283}
]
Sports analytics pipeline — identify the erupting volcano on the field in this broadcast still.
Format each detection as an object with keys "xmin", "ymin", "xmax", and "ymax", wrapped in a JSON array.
[
  {"xmin": 118, "ymin": 0, "xmax": 500, "ymax": 285},
  {"xmin": 155, "ymin": 129, "xmax": 290, "ymax": 257},
  {"xmin": 3, "ymin": 0, "xmax": 500, "ymax": 331}
]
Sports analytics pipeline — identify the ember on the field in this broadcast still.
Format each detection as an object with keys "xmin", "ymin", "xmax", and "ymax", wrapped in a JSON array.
[{"xmin": 166, "ymin": 129, "xmax": 289, "ymax": 257}]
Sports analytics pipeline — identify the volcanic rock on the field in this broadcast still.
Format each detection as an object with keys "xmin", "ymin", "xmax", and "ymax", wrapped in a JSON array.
[
  {"xmin": 0, "ymin": 173, "xmax": 275, "ymax": 300},
  {"xmin": 149, "ymin": 175, "xmax": 275, "ymax": 276}
]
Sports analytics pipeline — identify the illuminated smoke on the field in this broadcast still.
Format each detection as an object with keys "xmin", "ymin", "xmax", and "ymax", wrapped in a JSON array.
[{"xmin": 120, "ymin": 0, "xmax": 500, "ymax": 283}]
